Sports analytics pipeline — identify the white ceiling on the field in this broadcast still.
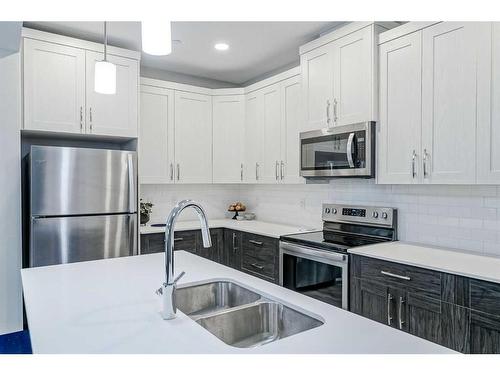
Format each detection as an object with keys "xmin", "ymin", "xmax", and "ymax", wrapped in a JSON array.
[{"xmin": 23, "ymin": 21, "xmax": 343, "ymax": 85}]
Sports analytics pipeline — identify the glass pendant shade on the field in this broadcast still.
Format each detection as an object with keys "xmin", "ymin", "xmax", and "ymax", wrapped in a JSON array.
[
  {"xmin": 94, "ymin": 60, "xmax": 116, "ymax": 95},
  {"xmin": 141, "ymin": 21, "xmax": 172, "ymax": 56}
]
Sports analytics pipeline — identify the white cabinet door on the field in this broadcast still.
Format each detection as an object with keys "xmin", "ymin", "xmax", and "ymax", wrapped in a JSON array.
[
  {"xmin": 477, "ymin": 22, "xmax": 500, "ymax": 183},
  {"xmin": 86, "ymin": 51, "xmax": 138, "ymax": 138},
  {"xmin": 421, "ymin": 22, "xmax": 478, "ymax": 184},
  {"xmin": 139, "ymin": 85, "xmax": 174, "ymax": 184},
  {"xmin": 243, "ymin": 92, "xmax": 263, "ymax": 183},
  {"xmin": 378, "ymin": 31, "xmax": 423, "ymax": 184},
  {"xmin": 23, "ymin": 38, "xmax": 85, "ymax": 134},
  {"xmin": 280, "ymin": 75, "xmax": 304, "ymax": 184},
  {"xmin": 300, "ymin": 44, "xmax": 334, "ymax": 132},
  {"xmin": 333, "ymin": 26, "xmax": 373, "ymax": 126},
  {"xmin": 260, "ymin": 84, "xmax": 282, "ymax": 184},
  {"xmin": 212, "ymin": 95, "xmax": 245, "ymax": 183},
  {"xmin": 174, "ymin": 91, "xmax": 212, "ymax": 183}
]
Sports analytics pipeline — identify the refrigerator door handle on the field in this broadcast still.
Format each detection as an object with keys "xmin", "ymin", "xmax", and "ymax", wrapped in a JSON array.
[
  {"xmin": 129, "ymin": 214, "xmax": 138, "ymax": 256},
  {"xmin": 127, "ymin": 154, "xmax": 135, "ymax": 212}
]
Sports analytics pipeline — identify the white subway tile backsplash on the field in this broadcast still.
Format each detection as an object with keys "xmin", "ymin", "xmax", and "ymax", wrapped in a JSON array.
[{"xmin": 141, "ymin": 179, "xmax": 500, "ymax": 257}]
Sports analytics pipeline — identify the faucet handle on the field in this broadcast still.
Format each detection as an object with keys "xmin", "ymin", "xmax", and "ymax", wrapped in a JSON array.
[
  {"xmin": 174, "ymin": 271, "xmax": 186, "ymax": 284},
  {"xmin": 155, "ymin": 286, "xmax": 163, "ymax": 296}
]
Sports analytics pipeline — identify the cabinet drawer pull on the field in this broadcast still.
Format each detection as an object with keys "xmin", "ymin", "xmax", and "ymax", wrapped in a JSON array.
[
  {"xmin": 232, "ymin": 233, "xmax": 237, "ymax": 252},
  {"xmin": 398, "ymin": 296, "xmax": 406, "ymax": 329},
  {"xmin": 176, "ymin": 163, "xmax": 180, "ymax": 181},
  {"xmin": 333, "ymin": 98, "xmax": 338, "ymax": 124},
  {"xmin": 381, "ymin": 270, "xmax": 411, "ymax": 281},
  {"xmin": 275, "ymin": 160, "xmax": 279, "ymax": 180},
  {"xmin": 255, "ymin": 162, "xmax": 259, "ymax": 180},
  {"xmin": 80, "ymin": 106, "xmax": 83, "ymax": 131},
  {"xmin": 250, "ymin": 263, "xmax": 264, "ymax": 270},
  {"xmin": 249, "ymin": 240, "xmax": 263, "ymax": 246},
  {"xmin": 423, "ymin": 149, "xmax": 429, "ymax": 178},
  {"xmin": 240, "ymin": 163, "xmax": 243, "ymax": 181},
  {"xmin": 170, "ymin": 163, "xmax": 174, "ymax": 181},
  {"xmin": 387, "ymin": 293, "xmax": 393, "ymax": 326},
  {"xmin": 280, "ymin": 161, "xmax": 285, "ymax": 180},
  {"xmin": 174, "ymin": 237, "xmax": 183, "ymax": 241},
  {"xmin": 411, "ymin": 150, "xmax": 417, "ymax": 178},
  {"xmin": 326, "ymin": 99, "xmax": 331, "ymax": 126},
  {"xmin": 89, "ymin": 107, "xmax": 93, "ymax": 132}
]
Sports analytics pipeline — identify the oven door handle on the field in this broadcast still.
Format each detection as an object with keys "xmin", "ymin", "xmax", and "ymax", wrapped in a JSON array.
[
  {"xmin": 279, "ymin": 242, "xmax": 347, "ymax": 264},
  {"xmin": 346, "ymin": 132, "xmax": 355, "ymax": 168}
]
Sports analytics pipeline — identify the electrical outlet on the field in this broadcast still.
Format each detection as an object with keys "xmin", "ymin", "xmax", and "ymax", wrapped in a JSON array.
[{"xmin": 299, "ymin": 198, "xmax": 306, "ymax": 209}]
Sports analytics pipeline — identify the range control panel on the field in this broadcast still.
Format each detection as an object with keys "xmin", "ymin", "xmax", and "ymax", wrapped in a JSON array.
[{"xmin": 322, "ymin": 204, "xmax": 396, "ymax": 227}]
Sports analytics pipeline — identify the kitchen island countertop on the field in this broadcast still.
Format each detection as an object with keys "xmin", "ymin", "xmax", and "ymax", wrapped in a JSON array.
[{"xmin": 21, "ymin": 251, "xmax": 454, "ymax": 354}]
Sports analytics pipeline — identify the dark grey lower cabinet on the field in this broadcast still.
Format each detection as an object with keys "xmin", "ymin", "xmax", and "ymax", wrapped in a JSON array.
[
  {"xmin": 140, "ymin": 228, "xmax": 279, "ymax": 284},
  {"xmin": 351, "ymin": 254, "xmax": 500, "ymax": 353}
]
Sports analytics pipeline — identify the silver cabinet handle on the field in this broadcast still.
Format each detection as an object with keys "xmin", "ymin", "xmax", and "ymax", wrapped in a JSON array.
[
  {"xmin": 275, "ymin": 160, "xmax": 279, "ymax": 180},
  {"xmin": 174, "ymin": 237, "xmax": 183, "ymax": 241},
  {"xmin": 381, "ymin": 270, "xmax": 411, "ymax": 281},
  {"xmin": 255, "ymin": 162, "xmax": 259, "ymax": 180},
  {"xmin": 79, "ymin": 106, "xmax": 83, "ymax": 131},
  {"xmin": 251, "ymin": 263, "xmax": 264, "ymax": 270},
  {"xmin": 346, "ymin": 132, "xmax": 355, "ymax": 168},
  {"xmin": 326, "ymin": 100, "xmax": 331, "ymax": 126},
  {"xmin": 333, "ymin": 98, "xmax": 338, "ymax": 124},
  {"xmin": 398, "ymin": 296, "xmax": 406, "ymax": 329},
  {"xmin": 387, "ymin": 293, "xmax": 393, "ymax": 326},
  {"xmin": 170, "ymin": 163, "xmax": 174, "ymax": 181},
  {"xmin": 411, "ymin": 150, "xmax": 417, "ymax": 178},
  {"xmin": 249, "ymin": 240, "xmax": 263, "ymax": 246},
  {"xmin": 89, "ymin": 107, "xmax": 93, "ymax": 132},
  {"xmin": 176, "ymin": 164, "xmax": 180, "ymax": 181},
  {"xmin": 240, "ymin": 163, "xmax": 243, "ymax": 181},
  {"xmin": 423, "ymin": 149, "xmax": 428, "ymax": 178},
  {"xmin": 232, "ymin": 232, "xmax": 237, "ymax": 252},
  {"xmin": 280, "ymin": 161, "xmax": 285, "ymax": 180}
]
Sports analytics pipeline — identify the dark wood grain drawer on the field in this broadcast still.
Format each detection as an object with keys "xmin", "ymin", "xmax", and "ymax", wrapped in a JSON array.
[
  {"xmin": 241, "ymin": 233, "xmax": 278, "ymax": 263},
  {"xmin": 140, "ymin": 232, "xmax": 165, "ymax": 254},
  {"xmin": 241, "ymin": 253, "xmax": 276, "ymax": 280},
  {"xmin": 353, "ymin": 255, "xmax": 442, "ymax": 298},
  {"xmin": 470, "ymin": 278, "xmax": 500, "ymax": 317}
]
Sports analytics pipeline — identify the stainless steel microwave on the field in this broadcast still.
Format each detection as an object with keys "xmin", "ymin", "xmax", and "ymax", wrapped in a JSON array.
[{"xmin": 300, "ymin": 121, "xmax": 376, "ymax": 178}]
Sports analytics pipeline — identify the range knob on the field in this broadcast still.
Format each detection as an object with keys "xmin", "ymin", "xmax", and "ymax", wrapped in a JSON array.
[
  {"xmin": 372, "ymin": 211, "xmax": 379, "ymax": 218},
  {"xmin": 332, "ymin": 208, "xmax": 337, "ymax": 214},
  {"xmin": 382, "ymin": 212, "xmax": 388, "ymax": 219},
  {"xmin": 325, "ymin": 208, "xmax": 331, "ymax": 214}
]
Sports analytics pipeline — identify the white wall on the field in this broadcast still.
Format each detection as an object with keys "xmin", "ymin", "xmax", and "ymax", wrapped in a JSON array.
[
  {"xmin": 0, "ymin": 51, "xmax": 23, "ymax": 335},
  {"xmin": 142, "ymin": 181, "xmax": 500, "ymax": 258}
]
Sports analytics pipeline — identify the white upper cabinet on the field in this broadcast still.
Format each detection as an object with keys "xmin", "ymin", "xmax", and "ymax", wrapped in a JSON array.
[
  {"xmin": 300, "ymin": 24, "xmax": 380, "ymax": 133},
  {"xmin": 86, "ymin": 51, "xmax": 138, "ymax": 138},
  {"xmin": 22, "ymin": 29, "xmax": 140, "ymax": 138},
  {"xmin": 260, "ymin": 84, "xmax": 283, "ymax": 183},
  {"xmin": 139, "ymin": 85, "xmax": 174, "ymax": 184},
  {"xmin": 333, "ymin": 26, "xmax": 373, "ymax": 126},
  {"xmin": 280, "ymin": 75, "xmax": 303, "ymax": 184},
  {"xmin": 174, "ymin": 91, "xmax": 213, "ymax": 184},
  {"xmin": 243, "ymin": 92, "xmax": 263, "ymax": 183},
  {"xmin": 378, "ymin": 31, "xmax": 422, "ymax": 184},
  {"xmin": 421, "ymin": 22, "xmax": 479, "ymax": 184},
  {"xmin": 477, "ymin": 22, "xmax": 500, "ymax": 183},
  {"xmin": 300, "ymin": 44, "xmax": 334, "ymax": 132},
  {"xmin": 23, "ymin": 38, "xmax": 86, "ymax": 134},
  {"xmin": 212, "ymin": 95, "xmax": 245, "ymax": 183}
]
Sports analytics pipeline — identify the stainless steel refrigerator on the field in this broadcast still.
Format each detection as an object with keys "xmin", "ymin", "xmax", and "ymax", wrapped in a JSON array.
[{"xmin": 29, "ymin": 145, "xmax": 138, "ymax": 267}]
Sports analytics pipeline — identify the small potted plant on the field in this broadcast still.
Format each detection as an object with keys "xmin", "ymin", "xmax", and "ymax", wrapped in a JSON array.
[{"xmin": 140, "ymin": 199, "xmax": 154, "ymax": 225}]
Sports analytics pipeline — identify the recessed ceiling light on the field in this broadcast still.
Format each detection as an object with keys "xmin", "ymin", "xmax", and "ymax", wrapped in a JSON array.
[{"xmin": 214, "ymin": 42, "xmax": 229, "ymax": 51}]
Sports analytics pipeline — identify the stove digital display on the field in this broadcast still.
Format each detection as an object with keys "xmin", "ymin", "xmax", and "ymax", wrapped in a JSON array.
[{"xmin": 342, "ymin": 208, "xmax": 366, "ymax": 217}]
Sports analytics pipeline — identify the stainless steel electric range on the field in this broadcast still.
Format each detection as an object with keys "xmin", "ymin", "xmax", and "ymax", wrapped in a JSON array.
[{"xmin": 279, "ymin": 204, "xmax": 397, "ymax": 310}]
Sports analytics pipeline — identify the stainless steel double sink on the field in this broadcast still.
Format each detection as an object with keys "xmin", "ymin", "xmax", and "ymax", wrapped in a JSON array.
[{"xmin": 176, "ymin": 280, "xmax": 324, "ymax": 348}]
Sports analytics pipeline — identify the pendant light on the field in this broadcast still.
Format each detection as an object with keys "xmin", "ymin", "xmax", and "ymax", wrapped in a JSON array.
[
  {"xmin": 94, "ymin": 21, "xmax": 116, "ymax": 95},
  {"xmin": 141, "ymin": 21, "xmax": 172, "ymax": 56}
]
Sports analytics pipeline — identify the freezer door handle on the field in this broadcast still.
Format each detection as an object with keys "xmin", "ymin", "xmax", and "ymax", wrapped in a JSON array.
[{"xmin": 127, "ymin": 154, "xmax": 135, "ymax": 212}]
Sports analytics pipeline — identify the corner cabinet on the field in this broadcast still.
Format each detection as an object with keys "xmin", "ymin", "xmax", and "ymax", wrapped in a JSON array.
[
  {"xmin": 378, "ymin": 22, "xmax": 498, "ymax": 185},
  {"xmin": 22, "ymin": 32, "xmax": 139, "ymax": 138},
  {"xmin": 300, "ymin": 23, "xmax": 383, "ymax": 133},
  {"xmin": 174, "ymin": 91, "xmax": 213, "ymax": 183},
  {"xmin": 212, "ymin": 95, "xmax": 245, "ymax": 183}
]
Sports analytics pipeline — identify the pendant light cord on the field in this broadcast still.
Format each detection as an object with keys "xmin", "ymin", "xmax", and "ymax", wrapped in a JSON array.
[{"xmin": 104, "ymin": 21, "xmax": 108, "ymax": 61}]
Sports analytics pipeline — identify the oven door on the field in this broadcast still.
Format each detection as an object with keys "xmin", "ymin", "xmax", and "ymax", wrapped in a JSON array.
[
  {"xmin": 300, "ymin": 121, "xmax": 375, "ymax": 178},
  {"xmin": 279, "ymin": 241, "xmax": 348, "ymax": 309}
]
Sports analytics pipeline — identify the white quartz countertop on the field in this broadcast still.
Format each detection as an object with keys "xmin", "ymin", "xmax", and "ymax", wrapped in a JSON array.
[
  {"xmin": 140, "ymin": 219, "xmax": 315, "ymax": 238},
  {"xmin": 348, "ymin": 241, "xmax": 500, "ymax": 284},
  {"xmin": 21, "ymin": 252, "xmax": 453, "ymax": 354}
]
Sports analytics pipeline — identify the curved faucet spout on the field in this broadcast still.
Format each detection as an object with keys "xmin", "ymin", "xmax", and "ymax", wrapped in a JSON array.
[{"xmin": 160, "ymin": 199, "xmax": 211, "ymax": 320}]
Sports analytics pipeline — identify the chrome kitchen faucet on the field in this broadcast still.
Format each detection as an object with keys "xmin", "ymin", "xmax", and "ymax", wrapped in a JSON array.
[{"xmin": 156, "ymin": 199, "xmax": 211, "ymax": 319}]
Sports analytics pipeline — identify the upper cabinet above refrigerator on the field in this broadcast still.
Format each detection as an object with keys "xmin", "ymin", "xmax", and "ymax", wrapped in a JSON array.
[
  {"xmin": 299, "ymin": 22, "xmax": 397, "ymax": 133},
  {"xmin": 22, "ymin": 28, "xmax": 140, "ymax": 138}
]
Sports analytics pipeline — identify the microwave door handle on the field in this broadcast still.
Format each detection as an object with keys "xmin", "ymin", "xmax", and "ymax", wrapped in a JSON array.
[{"xmin": 346, "ymin": 132, "xmax": 355, "ymax": 168}]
